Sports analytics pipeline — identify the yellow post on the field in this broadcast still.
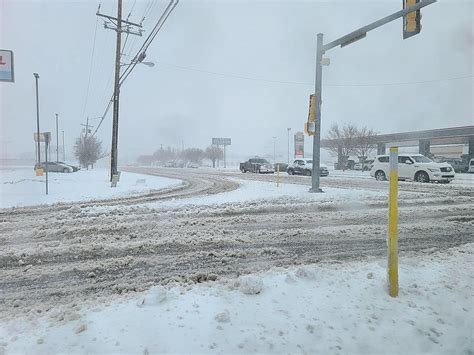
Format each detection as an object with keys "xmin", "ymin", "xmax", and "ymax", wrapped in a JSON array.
[
  {"xmin": 388, "ymin": 147, "xmax": 399, "ymax": 297},
  {"xmin": 276, "ymin": 164, "xmax": 280, "ymax": 187}
]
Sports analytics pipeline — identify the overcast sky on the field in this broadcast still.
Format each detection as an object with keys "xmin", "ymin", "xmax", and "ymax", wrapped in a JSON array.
[{"xmin": 0, "ymin": 0, "xmax": 472, "ymax": 162}]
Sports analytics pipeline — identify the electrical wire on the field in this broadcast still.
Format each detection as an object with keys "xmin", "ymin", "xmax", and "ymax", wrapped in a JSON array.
[
  {"xmin": 81, "ymin": 15, "xmax": 99, "ymax": 123},
  {"xmin": 93, "ymin": 0, "xmax": 179, "ymax": 136},
  {"xmin": 154, "ymin": 62, "xmax": 474, "ymax": 88}
]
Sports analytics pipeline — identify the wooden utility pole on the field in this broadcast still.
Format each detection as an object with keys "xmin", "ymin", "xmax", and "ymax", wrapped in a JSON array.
[{"xmin": 97, "ymin": 1, "xmax": 142, "ymax": 182}]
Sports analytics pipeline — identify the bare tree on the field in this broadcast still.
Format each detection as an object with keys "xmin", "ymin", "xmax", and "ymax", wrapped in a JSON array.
[
  {"xmin": 181, "ymin": 148, "xmax": 205, "ymax": 164},
  {"xmin": 354, "ymin": 126, "xmax": 378, "ymax": 161},
  {"xmin": 325, "ymin": 123, "xmax": 358, "ymax": 158},
  {"xmin": 74, "ymin": 135, "xmax": 105, "ymax": 169},
  {"xmin": 205, "ymin": 145, "xmax": 223, "ymax": 168},
  {"xmin": 152, "ymin": 147, "xmax": 177, "ymax": 165}
]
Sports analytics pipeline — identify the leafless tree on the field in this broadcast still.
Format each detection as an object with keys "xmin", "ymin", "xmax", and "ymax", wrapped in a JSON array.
[
  {"xmin": 354, "ymin": 126, "xmax": 378, "ymax": 161},
  {"xmin": 74, "ymin": 135, "xmax": 106, "ymax": 169},
  {"xmin": 325, "ymin": 123, "xmax": 358, "ymax": 158},
  {"xmin": 152, "ymin": 147, "xmax": 176, "ymax": 165},
  {"xmin": 181, "ymin": 148, "xmax": 205, "ymax": 164},
  {"xmin": 205, "ymin": 145, "xmax": 223, "ymax": 168}
]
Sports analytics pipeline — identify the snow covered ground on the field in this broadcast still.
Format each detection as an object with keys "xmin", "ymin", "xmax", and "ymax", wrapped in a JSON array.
[
  {"xmin": 0, "ymin": 168, "xmax": 181, "ymax": 208},
  {"xmin": 1, "ymin": 244, "xmax": 471, "ymax": 354}
]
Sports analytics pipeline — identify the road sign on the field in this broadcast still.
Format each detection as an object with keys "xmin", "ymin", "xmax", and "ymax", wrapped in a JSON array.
[
  {"xmin": 0, "ymin": 50, "xmax": 14, "ymax": 82},
  {"xmin": 212, "ymin": 138, "xmax": 231, "ymax": 146},
  {"xmin": 34, "ymin": 132, "xmax": 51, "ymax": 143},
  {"xmin": 305, "ymin": 94, "xmax": 316, "ymax": 136}
]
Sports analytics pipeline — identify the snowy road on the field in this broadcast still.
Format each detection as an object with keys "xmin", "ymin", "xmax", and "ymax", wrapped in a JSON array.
[{"xmin": 0, "ymin": 167, "xmax": 472, "ymax": 320}]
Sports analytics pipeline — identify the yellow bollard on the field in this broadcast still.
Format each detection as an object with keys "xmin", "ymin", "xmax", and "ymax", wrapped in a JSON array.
[
  {"xmin": 388, "ymin": 147, "xmax": 399, "ymax": 297},
  {"xmin": 276, "ymin": 164, "xmax": 280, "ymax": 187}
]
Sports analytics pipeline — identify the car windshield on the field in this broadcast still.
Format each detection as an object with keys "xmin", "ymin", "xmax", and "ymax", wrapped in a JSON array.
[{"xmin": 411, "ymin": 156, "xmax": 433, "ymax": 163}]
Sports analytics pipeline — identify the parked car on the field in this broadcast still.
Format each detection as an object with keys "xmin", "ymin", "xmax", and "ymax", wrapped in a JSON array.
[
  {"xmin": 287, "ymin": 159, "xmax": 329, "ymax": 177},
  {"xmin": 438, "ymin": 158, "xmax": 468, "ymax": 173},
  {"xmin": 354, "ymin": 159, "xmax": 374, "ymax": 171},
  {"xmin": 274, "ymin": 163, "xmax": 288, "ymax": 173},
  {"xmin": 34, "ymin": 161, "xmax": 73, "ymax": 173},
  {"xmin": 240, "ymin": 158, "xmax": 274, "ymax": 173},
  {"xmin": 186, "ymin": 162, "xmax": 199, "ymax": 168},
  {"xmin": 370, "ymin": 154, "xmax": 455, "ymax": 183},
  {"xmin": 468, "ymin": 159, "xmax": 474, "ymax": 173},
  {"xmin": 56, "ymin": 161, "xmax": 80, "ymax": 172}
]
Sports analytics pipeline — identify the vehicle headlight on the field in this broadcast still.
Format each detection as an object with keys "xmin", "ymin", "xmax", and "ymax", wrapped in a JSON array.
[{"xmin": 428, "ymin": 168, "xmax": 440, "ymax": 172}]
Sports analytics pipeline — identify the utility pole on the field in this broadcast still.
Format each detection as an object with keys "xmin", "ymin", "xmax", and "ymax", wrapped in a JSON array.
[
  {"xmin": 97, "ymin": 1, "xmax": 143, "ymax": 182},
  {"xmin": 62, "ymin": 130, "xmax": 65, "ymax": 161},
  {"xmin": 287, "ymin": 128, "xmax": 291, "ymax": 164},
  {"xmin": 80, "ymin": 117, "xmax": 93, "ymax": 138},
  {"xmin": 309, "ymin": 0, "xmax": 437, "ymax": 193},
  {"xmin": 33, "ymin": 73, "xmax": 41, "ymax": 164},
  {"xmin": 55, "ymin": 113, "xmax": 59, "ymax": 162}
]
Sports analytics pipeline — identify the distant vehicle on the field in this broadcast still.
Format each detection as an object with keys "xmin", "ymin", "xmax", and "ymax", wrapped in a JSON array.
[
  {"xmin": 354, "ymin": 159, "xmax": 374, "ymax": 171},
  {"xmin": 240, "ymin": 158, "xmax": 274, "ymax": 173},
  {"xmin": 57, "ymin": 161, "xmax": 80, "ymax": 172},
  {"xmin": 287, "ymin": 159, "xmax": 329, "ymax": 177},
  {"xmin": 34, "ymin": 161, "xmax": 73, "ymax": 173},
  {"xmin": 186, "ymin": 162, "xmax": 199, "ymax": 168},
  {"xmin": 468, "ymin": 159, "xmax": 474, "ymax": 173},
  {"xmin": 439, "ymin": 158, "xmax": 468, "ymax": 173},
  {"xmin": 274, "ymin": 163, "xmax": 288, "ymax": 173},
  {"xmin": 370, "ymin": 154, "xmax": 455, "ymax": 183},
  {"xmin": 164, "ymin": 161, "xmax": 175, "ymax": 167}
]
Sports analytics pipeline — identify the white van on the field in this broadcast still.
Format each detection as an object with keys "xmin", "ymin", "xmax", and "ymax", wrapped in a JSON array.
[{"xmin": 370, "ymin": 154, "xmax": 455, "ymax": 183}]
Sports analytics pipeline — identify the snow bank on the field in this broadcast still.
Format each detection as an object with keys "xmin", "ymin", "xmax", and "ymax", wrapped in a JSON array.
[
  {"xmin": 0, "ymin": 168, "xmax": 181, "ymax": 208},
  {"xmin": 1, "ymin": 245, "xmax": 471, "ymax": 354}
]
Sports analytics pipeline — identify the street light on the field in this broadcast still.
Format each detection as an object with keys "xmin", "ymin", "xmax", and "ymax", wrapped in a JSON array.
[
  {"xmin": 120, "ymin": 60, "xmax": 155, "ymax": 67},
  {"xmin": 33, "ymin": 73, "xmax": 40, "ymax": 164},
  {"xmin": 287, "ymin": 128, "xmax": 291, "ymax": 164}
]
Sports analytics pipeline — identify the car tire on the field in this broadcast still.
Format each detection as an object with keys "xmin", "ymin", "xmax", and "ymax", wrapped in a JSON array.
[
  {"xmin": 287, "ymin": 169, "xmax": 294, "ymax": 175},
  {"xmin": 305, "ymin": 169, "xmax": 311, "ymax": 176},
  {"xmin": 375, "ymin": 170, "xmax": 386, "ymax": 181},
  {"xmin": 415, "ymin": 171, "xmax": 430, "ymax": 183}
]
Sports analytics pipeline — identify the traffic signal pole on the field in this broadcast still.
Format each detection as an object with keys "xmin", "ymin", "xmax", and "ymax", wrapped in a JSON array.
[{"xmin": 309, "ymin": 0, "xmax": 436, "ymax": 193}]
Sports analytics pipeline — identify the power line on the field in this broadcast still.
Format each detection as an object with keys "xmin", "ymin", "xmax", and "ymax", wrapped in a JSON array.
[
  {"xmin": 81, "ymin": 15, "xmax": 99, "ymax": 122},
  {"xmin": 155, "ymin": 62, "xmax": 473, "ymax": 87}
]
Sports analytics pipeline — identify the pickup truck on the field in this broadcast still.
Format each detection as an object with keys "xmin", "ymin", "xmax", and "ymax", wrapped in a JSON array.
[{"xmin": 240, "ymin": 158, "xmax": 275, "ymax": 174}]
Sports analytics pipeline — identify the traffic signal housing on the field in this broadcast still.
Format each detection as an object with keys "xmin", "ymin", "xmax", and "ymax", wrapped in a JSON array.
[{"xmin": 403, "ymin": 0, "xmax": 422, "ymax": 39}]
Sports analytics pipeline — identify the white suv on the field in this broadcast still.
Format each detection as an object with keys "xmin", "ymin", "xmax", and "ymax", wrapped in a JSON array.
[{"xmin": 370, "ymin": 154, "xmax": 455, "ymax": 183}]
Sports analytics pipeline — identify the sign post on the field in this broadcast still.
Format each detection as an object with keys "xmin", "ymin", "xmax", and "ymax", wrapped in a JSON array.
[
  {"xmin": 212, "ymin": 138, "xmax": 231, "ymax": 168},
  {"xmin": 388, "ymin": 147, "xmax": 399, "ymax": 297},
  {"xmin": 0, "ymin": 50, "xmax": 14, "ymax": 82},
  {"xmin": 294, "ymin": 132, "xmax": 304, "ymax": 158}
]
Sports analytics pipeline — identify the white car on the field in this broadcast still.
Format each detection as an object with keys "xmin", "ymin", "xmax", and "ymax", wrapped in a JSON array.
[
  {"xmin": 468, "ymin": 159, "xmax": 474, "ymax": 173},
  {"xmin": 370, "ymin": 154, "xmax": 455, "ymax": 183}
]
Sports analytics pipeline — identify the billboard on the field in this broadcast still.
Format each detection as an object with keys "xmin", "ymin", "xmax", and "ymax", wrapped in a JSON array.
[
  {"xmin": 0, "ymin": 50, "xmax": 14, "ymax": 82},
  {"xmin": 294, "ymin": 132, "xmax": 304, "ymax": 158},
  {"xmin": 212, "ymin": 138, "xmax": 231, "ymax": 146}
]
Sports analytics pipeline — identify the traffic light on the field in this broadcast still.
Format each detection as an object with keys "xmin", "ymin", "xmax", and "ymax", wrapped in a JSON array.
[
  {"xmin": 305, "ymin": 94, "xmax": 315, "ymax": 136},
  {"xmin": 403, "ymin": 0, "xmax": 422, "ymax": 39}
]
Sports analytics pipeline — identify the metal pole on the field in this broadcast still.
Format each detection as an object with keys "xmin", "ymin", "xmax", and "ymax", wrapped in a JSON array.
[
  {"xmin": 62, "ymin": 130, "xmax": 65, "ymax": 161},
  {"xmin": 272, "ymin": 136, "xmax": 276, "ymax": 163},
  {"xmin": 55, "ymin": 113, "xmax": 59, "ymax": 162},
  {"xmin": 310, "ymin": 33, "xmax": 323, "ymax": 193},
  {"xmin": 110, "ymin": 0, "xmax": 122, "ymax": 181},
  {"xmin": 34, "ymin": 73, "xmax": 41, "ymax": 164},
  {"xmin": 287, "ymin": 128, "xmax": 291, "ymax": 164},
  {"xmin": 223, "ymin": 145, "xmax": 225, "ymax": 168},
  {"xmin": 45, "ymin": 139, "xmax": 49, "ymax": 195}
]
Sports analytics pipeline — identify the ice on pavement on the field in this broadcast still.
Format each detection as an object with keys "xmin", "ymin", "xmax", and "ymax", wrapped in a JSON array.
[{"xmin": 1, "ymin": 244, "xmax": 471, "ymax": 354}]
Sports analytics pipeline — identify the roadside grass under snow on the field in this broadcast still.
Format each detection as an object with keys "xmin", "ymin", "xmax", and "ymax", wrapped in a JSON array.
[
  {"xmin": 1, "ymin": 244, "xmax": 472, "ymax": 354},
  {"xmin": 0, "ymin": 168, "xmax": 182, "ymax": 208}
]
